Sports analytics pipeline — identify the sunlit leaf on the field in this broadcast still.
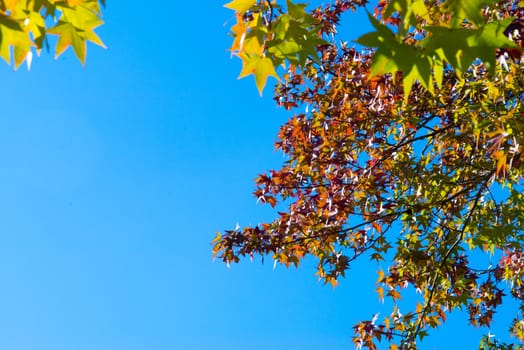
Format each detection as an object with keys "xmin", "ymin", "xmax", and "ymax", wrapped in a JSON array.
[{"xmin": 224, "ymin": 0, "xmax": 257, "ymax": 13}]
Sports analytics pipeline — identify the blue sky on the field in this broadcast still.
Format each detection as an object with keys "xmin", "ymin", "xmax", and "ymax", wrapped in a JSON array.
[{"xmin": 0, "ymin": 1, "xmax": 516, "ymax": 349}]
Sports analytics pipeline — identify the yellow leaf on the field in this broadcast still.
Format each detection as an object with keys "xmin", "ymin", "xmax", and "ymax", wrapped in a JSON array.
[
  {"xmin": 224, "ymin": 0, "xmax": 257, "ymax": 14},
  {"xmin": 329, "ymin": 277, "xmax": 338, "ymax": 287},
  {"xmin": 67, "ymin": 0, "xmax": 85, "ymax": 5},
  {"xmin": 354, "ymin": 191, "xmax": 366, "ymax": 200},
  {"xmin": 84, "ymin": 29, "xmax": 106, "ymax": 49},
  {"xmin": 229, "ymin": 15, "xmax": 247, "ymax": 53},
  {"xmin": 48, "ymin": 22, "xmax": 86, "ymax": 64},
  {"xmin": 0, "ymin": 24, "xmax": 32, "ymax": 69},
  {"xmin": 242, "ymin": 34, "xmax": 264, "ymax": 56},
  {"xmin": 377, "ymin": 269, "xmax": 384, "ymax": 283},
  {"xmin": 415, "ymin": 302, "xmax": 423, "ymax": 314},
  {"xmin": 376, "ymin": 286, "xmax": 384, "ymax": 301},
  {"xmin": 0, "ymin": 29, "xmax": 12, "ymax": 65},
  {"xmin": 238, "ymin": 55, "xmax": 279, "ymax": 95}
]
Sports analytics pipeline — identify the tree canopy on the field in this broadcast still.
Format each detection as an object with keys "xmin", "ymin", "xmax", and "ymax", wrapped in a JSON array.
[
  {"xmin": 214, "ymin": 0, "xmax": 524, "ymax": 348},
  {"xmin": 0, "ymin": 0, "xmax": 106, "ymax": 69}
]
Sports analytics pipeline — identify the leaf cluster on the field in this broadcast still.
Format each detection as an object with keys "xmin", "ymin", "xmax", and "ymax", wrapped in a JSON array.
[
  {"xmin": 0, "ymin": 0, "xmax": 106, "ymax": 69},
  {"xmin": 355, "ymin": 0, "xmax": 520, "ymax": 98},
  {"xmin": 225, "ymin": 0, "xmax": 523, "ymax": 98},
  {"xmin": 218, "ymin": 0, "xmax": 524, "ymax": 348},
  {"xmin": 225, "ymin": 0, "xmax": 326, "ymax": 94}
]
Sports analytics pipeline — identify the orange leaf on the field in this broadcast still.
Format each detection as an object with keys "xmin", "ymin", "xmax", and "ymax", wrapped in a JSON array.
[
  {"xmin": 493, "ymin": 150, "xmax": 507, "ymax": 177},
  {"xmin": 4, "ymin": 0, "xmax": 19, "ymax": 10},
  {"xmin": 67, "ymin": 0, "xmax": 85, "ymax": 5}
]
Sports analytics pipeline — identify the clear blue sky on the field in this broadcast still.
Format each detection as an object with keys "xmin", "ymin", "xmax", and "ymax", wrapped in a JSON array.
[{"xmin": 0, "ymin": 2, "xmax": 514, "ymax": 349}]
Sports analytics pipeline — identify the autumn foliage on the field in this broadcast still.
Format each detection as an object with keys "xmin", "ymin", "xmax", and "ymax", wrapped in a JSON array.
[
  {"xmin": 0, "ymin": 0, "xmax": 105, "ymax": 69},
  {"xmin": 215, "ymin": 0, "xmax": 524, "ymax": 348}
]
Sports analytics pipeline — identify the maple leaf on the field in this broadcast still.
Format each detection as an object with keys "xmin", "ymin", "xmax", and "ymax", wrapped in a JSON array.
[
  {"xmin": 47, "ymin": 2, "xmax": 106, "ymax": 64},
  {"xmin": 224, "ymin": 0, "xmax": 257, "ymax": 14},
  {"xmin": 422, "ymin": 18, "xmax": 518, "ymax": 75},
  {"xmin": 47, "ymin": 22, "xmax": 86, "ymax": 63},
  {"xmin": 444, "ymin": 0, "xmax": 499, "ymax": 27},
  {"xmin": 355, "ymin": 12, "xmax": 433, "ymax": 97},
  {"xmin": 238, "ymin": 54, "xmax": 279, "ymax": 95},
  {"xmin": 384, "ymin": 0, "xmax": 430, "ymax": 35},
  {"xmin": 0, "ymin": 17, "xmax": 32, "ymax": 68}
]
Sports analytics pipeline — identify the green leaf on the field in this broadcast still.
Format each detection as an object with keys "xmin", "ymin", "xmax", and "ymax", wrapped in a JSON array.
[
  {"xmin": 355, "ymin": 12, "xmax": 396, "ymax": 49},
  {"xmin": 356, "ymin": 12, "xmax": 433, "ymax": 98},
  {"xmin": 384, "ymin": 0, "xmax": 429, "ymax": 35},
  {"xmin": 267, "ymin": 10, "xmax": 325, "ymax": 66},
  {"xmin": 432, "ymin": 58, "xmax": 443, "ymax": 89},
  {"xmin": 355, "ymin": 31, "xmax": 386, "ymax": 48},
  {"xmin": 422, "ymin": 26, "xmax": 477, "ymax": 73},
  {"xmin": 444, "ymin": 0, "xmax": 499, "ymax": 27},
  {"xmin": 267, "ymin": 39, "xmax": 301, "ymax": 62},
  {"xmin": 422, "ymin": 19, "xmax": 517, "ymax": 75},
  {"xmin": 287, "ymin": 0, "xmax": 309, "ymax": 21}
]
